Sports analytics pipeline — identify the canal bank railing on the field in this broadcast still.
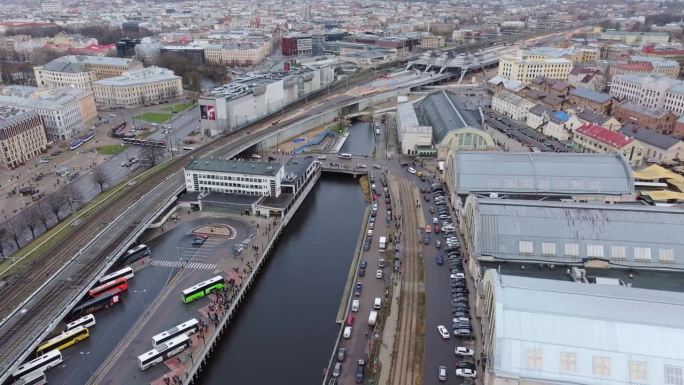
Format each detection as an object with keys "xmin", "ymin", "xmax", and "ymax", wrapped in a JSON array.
[{"xmin": 182, "ymin": 169, "xmax": 321, "ymax": 385}]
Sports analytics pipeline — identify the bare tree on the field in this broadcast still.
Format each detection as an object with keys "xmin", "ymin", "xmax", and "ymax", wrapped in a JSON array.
[
  {"xmin": 45, "ymin": 192, "xmax": 66, "ymax": 221},
  {"xmin": 5, "ymin": 219, "xmax": 24, "ymax": 249},
  {"xmin": 0, "ymin": 227, "xmax": 7, "ymax": 259},
  {"xmin": 34, "ymin": 202, "xmax": 51, "ymax": 231},
  {"xmin": 21, "ymin": 207, "xmax": 39, "ymax": 240},
  {"xmin": 63, "ymin": 184, "xmax": 82, "ymax": 215},
  {"xmin": 92, "ymin": 167, "xmax": 109, "ymax": 192},
  {"xmin": 142, "ymin": 146, "xmax": 165, "ymax": 167}
]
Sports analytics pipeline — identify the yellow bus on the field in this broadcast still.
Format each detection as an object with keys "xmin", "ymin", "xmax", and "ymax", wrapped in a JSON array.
[{"xmin": 36, "ymin": 326, "xmax": 89, "ymax": 355}]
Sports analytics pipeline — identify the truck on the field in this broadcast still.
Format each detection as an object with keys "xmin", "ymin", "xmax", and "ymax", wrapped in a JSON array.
[
  {"xmin": 379, "ymin": 236, "xmax": 387, "ymax": 252},
  {"xmin": 368, "ymin": 310, "xmax": 378, "ymax": 326}
]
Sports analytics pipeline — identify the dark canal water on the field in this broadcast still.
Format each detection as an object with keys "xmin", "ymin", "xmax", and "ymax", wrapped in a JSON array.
[
  {"xmin": 202, "ymin": 174, "xmax": 367, "ymax": 385},
  {"xmin": 339, "ymin": 121, "xmax": 375, "ymax": 156}
]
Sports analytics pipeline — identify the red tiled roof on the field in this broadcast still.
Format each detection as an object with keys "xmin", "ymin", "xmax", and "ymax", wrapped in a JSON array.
[
  {"xmin": 576, "ymin": 123, "xmax": 633, "ymax": 148},
  {"xmin": 613, "ymin": 62, "xmax": 653, "ymax": 71},
  {"xmin": 643, "ymin": 46, "xmax": 684, "ymax": 56}
]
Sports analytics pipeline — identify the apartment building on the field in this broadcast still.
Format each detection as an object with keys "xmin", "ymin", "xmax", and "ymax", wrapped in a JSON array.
[
  {"xmin": 612, "ymin": 102, "xmax": 676, "ymax": 135},
  {"xmin": 497, "ymin": 49, "xmax": 573, "ymax": 84},
  {"xmin": 0, "ymin": 86, "xmax": 96, "ymax": 141},
  {"xmin": 600, "ymin": 31, "xmax": 670, "ymax": 45},
  {"xmin": 92, "ymin": 67, "xmax": 182, "ymax": 108},
  {"xmin": 34, "ymin": 55, "xmax": 143, "ymax": 90},
  {"xmin": 630, "ymin": 55, "xmax": 680, "ymax": 78},
  {"xmin": 420, "ymin": 34, "xmax": 445, "ymax": 49},
  {"xmin": 610, "ymin": 73, "xmax": 684, "ymax": 116},
  {"xmin": 0, "ymin": 107, "xmax": 48, "ymax": 169},
  {"xmin": 205, "ymin": 41, "xmax": 270, "ymax": 66},
  {"xmin": 491, "ymin": 90, "xmax": 535, "ymax": 121},
  {"xmin": 567, "ymin": 88, "xmax": 615, "ymax": 114},
  {"xmin": 527, "ymin": 104, "xmax": 583, "ymax": 142},
  {"xmin": 573, "ymin": 123, "xmax": 643, "ymax": 165},
  {"xmin": 619, "ymin": 125, "xmax": 684, "ymax": 164},
  {"xmin": 185, "ymin": 158, "xmax": 285, "ymax": 197}
]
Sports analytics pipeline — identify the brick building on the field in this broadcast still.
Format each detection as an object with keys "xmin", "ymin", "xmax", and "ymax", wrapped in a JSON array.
[{"xmin": 612, "ymin": 102, "xmax": 677, "ymax": 135}]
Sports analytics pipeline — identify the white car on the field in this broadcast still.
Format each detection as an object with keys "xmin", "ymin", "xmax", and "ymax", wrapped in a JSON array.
[
  {"xmin": 437, "ymin": 325, "xmax": 450, "ymax": 339},
  {"xmin": 438, "ymin": 366, "xmax": 447, "ymax": 382},
  {"xmin": 455, "ymin": 368, "xmax": 477, "ymax": 378},
  {"xmin": 432, "ymin": 217, "xmax": 439, "ymax": 224},
  {"xmin": 451, "ymin": 273, "xmax": 465, "ymax": 280},
  {"xmin": 408, "ymin": 167, "xmax": 416, "ymax": 174},
  {"xmin": 376, "ymin": 269, "xmax": 383, "ymax": 279},
  {"xmin": 343, "ymin": 326, "xmax": 352, "ymax": 338},
  {"xmin": 455, "ymin": 347, "xmax": 474, "ymax": 356},
  {"xmin": 367, "ymin": 229, "xmax": 373, "ymax": 237}
]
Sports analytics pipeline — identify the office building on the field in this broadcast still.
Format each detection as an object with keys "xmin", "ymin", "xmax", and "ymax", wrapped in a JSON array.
[
  {"xmin": 497, "ymin": 48, "xmax": 574, "ymax": 84},
  {"xmin": 573, "ymin": 123, "xmax": 643, "ymax": 165},
  {"xmin": 204, "ymin": 42, "xmax": 270, "ymax": 66},
  {"xmin": 185, "ymin": 158, "xmax": 284, "ymax": 197},
  {"xmin": 600, "ymin": 30, "xmax": 670, "ymax": 45},
  {"xmin": 92, "ymin": 67, "xmax": 182, "ymax": 108},
  {"xmin": 609, "ymin": 73, "xmax": 684, "ymax": 116},
  {"xmin": 0, "ymin": 107, "xmax": 47, "ymax": 168},
  {"xmin": 0, "ymin": 86, "xmax": 96, "ymax": 141},
  {"xmin": 34, "ymin": 55, "xmax": 143, "ymax": 90}
]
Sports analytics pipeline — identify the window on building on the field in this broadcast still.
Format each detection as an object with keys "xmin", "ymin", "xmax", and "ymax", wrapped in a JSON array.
[
  {"xmin": 526, "ymin": 348, "xmax": 543, "ymax": 370},
  {"xmin": 564, "ymin": 243, "xmax": 580, "ymax": 258},
  {"xmin": 629, "ymin": 361, "xmax": 648, "ymax": 383},
  {"xmin": 634, "ymin": 247, "xmax": 652, "ymax": 262},
  {"xmin": 541, "ymin": 242, "xmax": 556, "ymax": 256},
  {"xmin": 665, "ymin": 366, "xmax": 683, "ymax": 385},
  {"xmin": 587, "ymin": 244, "xmax": 604, "ymax": 259},
  {"xmin": 611, "ymin": 246, "xmax": 627, "ymax": 261},
  {"xmin": 518, "ymin": 240, "xmax": 534, "ymax": 255},
  {"xmin": 659, "ymin": 248, "xmax": 675, "ymax": 263},
  {"xmin": 560, "ymin": 352, "xmax": 576, "ymax": 372},
  {"xmin": 593, "ymin": 356, "xmax": 611, "ymax": 377}
]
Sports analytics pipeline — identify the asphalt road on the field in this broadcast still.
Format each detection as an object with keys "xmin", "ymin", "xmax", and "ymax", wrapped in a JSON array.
[{"xmin": 45, "ymin": 216, "xmax": 252, "ymax": 385}]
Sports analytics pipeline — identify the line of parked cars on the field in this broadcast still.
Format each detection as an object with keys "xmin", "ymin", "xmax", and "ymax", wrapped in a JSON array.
[{"xmin": 430, "ymin": 182, "xmax": 477, "ymax": 382}]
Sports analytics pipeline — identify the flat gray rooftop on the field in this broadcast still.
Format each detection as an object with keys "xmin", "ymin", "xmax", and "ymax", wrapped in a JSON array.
[
  {"xmin": 453, "ymin": 151, "xmax": 634, "ymax": 196},
  {"xmin": 187, "ymin": 158, "xmax": 282, "ymax": 176}
]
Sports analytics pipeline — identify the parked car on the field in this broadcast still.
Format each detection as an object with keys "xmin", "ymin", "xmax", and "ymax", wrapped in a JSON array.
[
  {"xmin": 456, "ymin": 369, "xmax": 477, "ymax": 378},
  {"xmin": 436, "ymin": 255, "xmax": 444, "ymax": 265},
  {"xmin": 376, "ymin": 269, "xmax": 383, "ymax": 279},
  {"xmin": 337, "ymin": 348, "xmax": 347, "ymax": 361},
  {"xmin": 435, "ymin": 241, "xmax": 441, "ymax": 249},
  {"xmin": 355, "ymin": 360, "xmax": 365, "ymax": 383},
  {"xmin": 408, "ymin": 167, "xmax": 416, "ymax": 174},
  {"xmin": 333, "ymin": 362, "xmax": 341, "ymax": 377},
  {"xmin": 343, "ymin": 326, "xmax": 352, "ymax": 339},
  {"xmin": 354, "ymin": 283, "xmax": 363, "ymax": 296},
  {"xmin": 455, "ymin": 347, "xmax": 474, "ymax": 356}
]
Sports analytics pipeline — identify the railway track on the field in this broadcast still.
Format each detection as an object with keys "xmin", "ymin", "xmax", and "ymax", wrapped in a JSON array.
[
  {"xmin": 390, "ymin": 179, "xmax": 422, "ymax": 385},
  {"xmin": 0, "ymin": 64, "xmax": 401, "ymax": 379}
]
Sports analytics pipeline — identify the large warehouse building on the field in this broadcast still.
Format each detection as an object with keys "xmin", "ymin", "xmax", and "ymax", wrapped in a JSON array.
[
  {"xmin": 461, "ymin": 196, "xmax": 684, "ymax": 270},
  {"xmin": 445, "ymin": 151, "xmax": 635, "ymax": 206},
  {"xmin": 480, "ymin": 270, "xmax": 684, "ymax": 385}
]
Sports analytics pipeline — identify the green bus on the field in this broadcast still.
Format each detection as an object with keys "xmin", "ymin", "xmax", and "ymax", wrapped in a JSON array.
[{"xmin": 182, "ymin": 275, "xmax": 226, "ymax": 303}]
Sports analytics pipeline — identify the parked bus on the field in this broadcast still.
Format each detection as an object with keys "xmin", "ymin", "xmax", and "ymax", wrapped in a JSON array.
[
  {"xmin": 69, "ymin": 289, "xmax": 122, "ymax": 319},
  {"xmin": 12, "ymin": 350, "xmax": 61, "ymax": 380},
  {"xmin": 338, "ymin": 153, "xmax": 352, "ymax": 160},
  {"xmin": 65, "ymin": 314, "xmax": 96, "ymax": 332},
  {"xmin": 137, "ymin": 334, "xmax": 190, "ymax": 370},
  {"xmin": 152, "ymin": 318, "xmax": 199, "ymax": 347},
  {"xmin": 36, "ymin": 326, "xmax": 89, "ymax": 355},
  {"xmin": 181, "ymin": 276, "xmax": 225, "ymax": 303},
  {"xmin": 121, "ymin": 244, "xmax": 150, "ymax": 265},
  {"xmin": 88, "ymin": 277, "xmax": 128, "ymax": 298},
  {"xmin": 12, "ymin": 370, "xmax": 46, "ymax": 385},
  {"xmin": 99, "ymin": 267, "xmax": 134, "ymax": 285},
  {"xmin": 379, "ymin": 236, "xmax": 387, "ymax": 252}
]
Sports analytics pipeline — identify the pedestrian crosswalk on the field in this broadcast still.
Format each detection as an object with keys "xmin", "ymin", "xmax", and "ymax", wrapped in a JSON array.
[{"xmin": 150, "ymin": 259, "xmax": 217, "ymax": 270}]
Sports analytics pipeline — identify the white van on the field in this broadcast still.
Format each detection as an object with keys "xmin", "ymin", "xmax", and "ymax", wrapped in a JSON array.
[
  {"xmin": 373, "ymin": 297, "xmax": 382, "ymax": 310},
  {"xmin": 368, "ymin": 311, "xmax": 378, "ymax": 326},
  {"xmin": 343, "ymin": 326, "xmax": 352, "ymax": 338},
  {"xmin": 352, "ymin": 299, "xmax": 360, "ymax": 312}
]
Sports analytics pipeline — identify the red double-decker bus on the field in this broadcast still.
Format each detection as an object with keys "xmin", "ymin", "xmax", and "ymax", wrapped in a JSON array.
[{"xmin": 88, "ymin": 277, "xmax": 128, "ymax": 298}]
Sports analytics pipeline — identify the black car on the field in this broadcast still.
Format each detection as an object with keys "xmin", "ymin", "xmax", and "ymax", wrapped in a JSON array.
[
  {"xmin": 455, "ymin": 361, "xmax": 476, "ymax": 369},
  {"xmin": 359, "ymin": 267, "xmax": 365, "ymax": 277},
  {"xmin": 355, "ymin": 360, "xmax": 365, "ymax": 383},
  {"xmin": 360, "ymin": 260, "xmax": 367, "ymax": 269},
  {"xmin": 363, "ymin": 241, "xmax": 371, "ymax": 251},
  {"xmin": 385, "ymin": 198, "xmax": 391, "ymax": 204},
  {"xmin": 423, "ymin": 236, "xmax": 430, "ymax": 245}
]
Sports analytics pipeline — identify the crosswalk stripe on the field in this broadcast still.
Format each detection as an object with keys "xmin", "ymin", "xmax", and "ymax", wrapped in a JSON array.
[{"xmin": 151, "ymin": 259, "xmax": 217, "ymax": 270}]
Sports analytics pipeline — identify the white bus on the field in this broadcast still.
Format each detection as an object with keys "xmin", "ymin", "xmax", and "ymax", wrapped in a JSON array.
[
  {"xmin": 338, "ymin": 153, "xmax": 352, "ymax": 160},
  {"xmin": 99, "ymin": 267, "xmax": 134, "ymax": 285},
  {"xmin": 11, "ymin": 370, "xmax": 46, "ymax": 385},
  {"xmin": 152, "ymin": 318, "xmax": 199, "ymax": 347},
  {"xmin": 65, "ymin": 314, "xmax": 96, "ymax": 332},
  {"xmin": 379, "ymin": 236, "xmax": 387, "ymax": 252},
  {"xmin": 138, "ymin": 334, "xmax": 190, "ymax": 370},
  {"xmin": 12, "ymin": 350, "xmax": 62, "ymax": 379}
]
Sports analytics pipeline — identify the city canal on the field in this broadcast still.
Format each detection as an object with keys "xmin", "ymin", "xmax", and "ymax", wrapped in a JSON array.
[
  {"xmin": 201, "ymin": 173, "xmax": 368, "ymax": 385},
  {"xmin": 339, "ymin": 121, "xmax": 376, "ymax": 156}
]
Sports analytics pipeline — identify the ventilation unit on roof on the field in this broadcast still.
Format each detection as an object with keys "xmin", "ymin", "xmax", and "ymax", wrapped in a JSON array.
[{"xmin": 266, "ymin": 167, "xmax": 273, "ymax": 172}]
